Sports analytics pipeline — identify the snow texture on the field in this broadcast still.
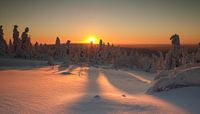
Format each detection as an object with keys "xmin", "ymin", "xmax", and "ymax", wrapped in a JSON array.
[{"xmin": 0, "ymin": 58, "xmax": 199, "ymax": 114}]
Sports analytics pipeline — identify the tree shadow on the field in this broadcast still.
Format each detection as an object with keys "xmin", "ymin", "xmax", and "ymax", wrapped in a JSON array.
[
  {"xmin": 79, "ymin": 67, "xmax": 101, "ymax": 95},
  {"xmin": 152, "ymin": 87, "xmax": 200, "ymax": 114},
  {"xmin": 61, "ymin": 67, "xmax": 101, "ymax": 113},
  {"xmin": 60, "ymin": 67, "xmax": 157, "ymax": 114},
  {"xmin": 100, "ymin": 69, "xmax": 150, "ymax": 94},
  {"xmin": 63, "ymin": 96, "xmax": 156, "ymax": 114}
]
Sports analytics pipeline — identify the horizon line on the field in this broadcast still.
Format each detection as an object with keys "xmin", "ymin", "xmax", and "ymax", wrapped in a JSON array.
[{"xmin": 45, "ymin": 42, "xmax": 198, "ymax": 45}]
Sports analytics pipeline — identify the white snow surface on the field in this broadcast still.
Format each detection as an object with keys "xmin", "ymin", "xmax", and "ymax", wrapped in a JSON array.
[
  {"xmin": 0, "ymin": 58, "xmax": 199, "ymax": 114},
  {"xmin": 147, "ymin": 66, "xmax": 200, "ymax": 93}
]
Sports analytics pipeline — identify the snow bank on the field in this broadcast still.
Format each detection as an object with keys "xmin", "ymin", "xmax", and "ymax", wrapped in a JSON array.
[{"xmin": 147, "ymin": 66, "xmax": 200, "ymax": 93}]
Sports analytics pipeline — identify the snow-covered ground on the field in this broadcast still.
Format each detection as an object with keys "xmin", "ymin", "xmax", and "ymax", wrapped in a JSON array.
[{"xmin": 0, "ymin": 58, "xmax": 199, "ymax": 114}]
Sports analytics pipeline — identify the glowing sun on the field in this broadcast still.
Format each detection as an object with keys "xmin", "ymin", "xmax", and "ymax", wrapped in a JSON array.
[{"xmin": 87, "ymin": 35, "xmax": 98, "ymax": 44}]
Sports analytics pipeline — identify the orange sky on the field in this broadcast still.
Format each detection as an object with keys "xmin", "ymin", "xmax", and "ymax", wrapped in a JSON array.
[
  {"xmin": 3, "ymin": 26, "xmax": 199, "ymax": 45},
  {"xmin": 1, "ymin": 0, "xmax": 200, "ymax": 45}
]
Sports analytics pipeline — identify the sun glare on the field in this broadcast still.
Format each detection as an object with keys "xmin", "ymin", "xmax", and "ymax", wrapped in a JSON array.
[{"xmin": 86, "ymin": 35, "xmax": 98, "ymax": 44}]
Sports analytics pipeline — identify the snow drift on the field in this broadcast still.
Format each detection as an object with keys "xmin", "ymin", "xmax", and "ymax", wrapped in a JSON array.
[{"xmin": 147, "ymin": 65, "xmax": 200, "ymax": 93}]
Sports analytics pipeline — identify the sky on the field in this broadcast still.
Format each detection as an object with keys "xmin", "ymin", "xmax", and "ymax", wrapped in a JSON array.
[{"xmin": 0, "ymin": 0, "xmax": 200, "ymax": 44}]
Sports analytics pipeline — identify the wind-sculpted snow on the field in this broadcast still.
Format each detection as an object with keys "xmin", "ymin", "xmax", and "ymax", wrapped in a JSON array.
[
  {"xmin": 125, "ymin": 72, "xmax": 152, "ymax": 84},
  {"xmin": 147, "ymin": 66, "xmax": 200, "ymax": 93}
]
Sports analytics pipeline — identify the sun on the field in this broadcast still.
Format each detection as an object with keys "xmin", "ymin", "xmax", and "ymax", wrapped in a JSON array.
[
  {"xmin": 87, "ymin": 35, "xmax": 98, "ymax": 44},
  {"xmin": 88, "ymin": 37, "xmax": 96, "ymax": 43}
]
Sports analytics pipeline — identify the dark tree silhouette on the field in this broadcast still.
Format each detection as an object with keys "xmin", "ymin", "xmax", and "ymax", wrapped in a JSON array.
[{"xmin": 0, "ymin": 25, "xmax": 8, "ymax": 55}]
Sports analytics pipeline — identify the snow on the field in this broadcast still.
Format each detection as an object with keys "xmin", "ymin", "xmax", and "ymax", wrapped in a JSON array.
[
  {"xmin": 0, "ymin": 58, "xmax": 199, "ymax": 114},
  {"xmin": 147, "ymin": 66, "xmax": 200, "ymax": 93},
  {"xmin": 125, "ymin": 71, "xmax": 152, "ymax": 84},
  {"xmin": 154, "ymin": 87, "xmax": 200, "ymax": 114}
]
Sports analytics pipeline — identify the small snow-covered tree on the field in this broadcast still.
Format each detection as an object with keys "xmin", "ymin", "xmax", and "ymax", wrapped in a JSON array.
[
  {"xmin": 0, "ymin": 25, "xmax": 8, "ymax": 56},
  {"xmin": 165, "ymin": 34, "xmax": 182, "ymax": 70},
  {"xmin": 195, "ymin": 43, "xmax": 200, "ymax": 63}
]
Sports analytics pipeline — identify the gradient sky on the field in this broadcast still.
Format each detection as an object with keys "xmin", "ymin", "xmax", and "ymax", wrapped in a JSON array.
[{"xmin": 0, "ymin": 0, "xmax": 200, "ymax": 44}]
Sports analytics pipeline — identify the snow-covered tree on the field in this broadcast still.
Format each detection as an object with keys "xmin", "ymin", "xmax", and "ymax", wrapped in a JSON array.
[
  {"xmin": 12, "ymin": 25, "xmax": 20, "ymax": 52},
  {"xmin": 0, "ymin": 25, "xmax": 8, "ymax": 56},
  {"xmin": 165, "ymin": 34, "xmax": 182, "ymax": 70},
  {"xmin": 195, "ymin": 43, "xmax": 200, "ymax": 63},
  {"xmin": 21, "ymin": 27, "xmax": 32, "ymax": 59}
]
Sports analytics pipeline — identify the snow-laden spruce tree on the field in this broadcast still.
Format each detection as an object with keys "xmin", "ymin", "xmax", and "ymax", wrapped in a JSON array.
[
  {"xmin": 156, "ymin": 51, "xmax": 165, "ymax": 70},
  {"xmin": 32, "ymin": 42, "xmax": 39, "ymax": 59},
  {"xmin": 0, "ymin": 25, "xmax": 8, "ymax": 56},
  {"xmin": 62, "ymin": 40, "xmax": 71, "ymax": 67},
  {"xmin": 195, "ymin": 43, "xmax": 200, "ymax": 63},
  {"xmin": 8, "ymin": 39, "xmax": 13, "ymax": 55},
  {"xmin": 47, "ymin": 56, "xmax": 54, "ymax": 66},
  {"xmin": 12, "ymin": 25, "xmax": 20, "ymax": 52},
  {"xmin": 165, "ymin": 34, "xmax": 182, "ymax": 70},
  {"xmin": 11, "ymin": 25, "xmax": 23, "ymax": 58},
  {"xmin": 21, "ymin": 27, "xmax": 32, "ymax": 59},
  {"xmin": 53, "ymin": 37, "xmax": 62, "ymax": 59}
]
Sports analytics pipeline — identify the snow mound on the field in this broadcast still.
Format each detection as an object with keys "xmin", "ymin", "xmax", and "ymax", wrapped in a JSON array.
[
  {"xmin": 154, "ymin": 70, "xmax": 172, "ymax": 81},
  {"xmin": 147, "ymin": 66, "xmax": 200, "ymax": 94},
  {"xmin": 174, "ymin": 67, "xmax": 200, "ymax": 86}
]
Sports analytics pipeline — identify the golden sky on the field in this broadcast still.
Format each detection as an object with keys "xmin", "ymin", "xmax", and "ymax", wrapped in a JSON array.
[{"xmin": 0, "ymin": 0, "xmax": 200, "ymax": 44}]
